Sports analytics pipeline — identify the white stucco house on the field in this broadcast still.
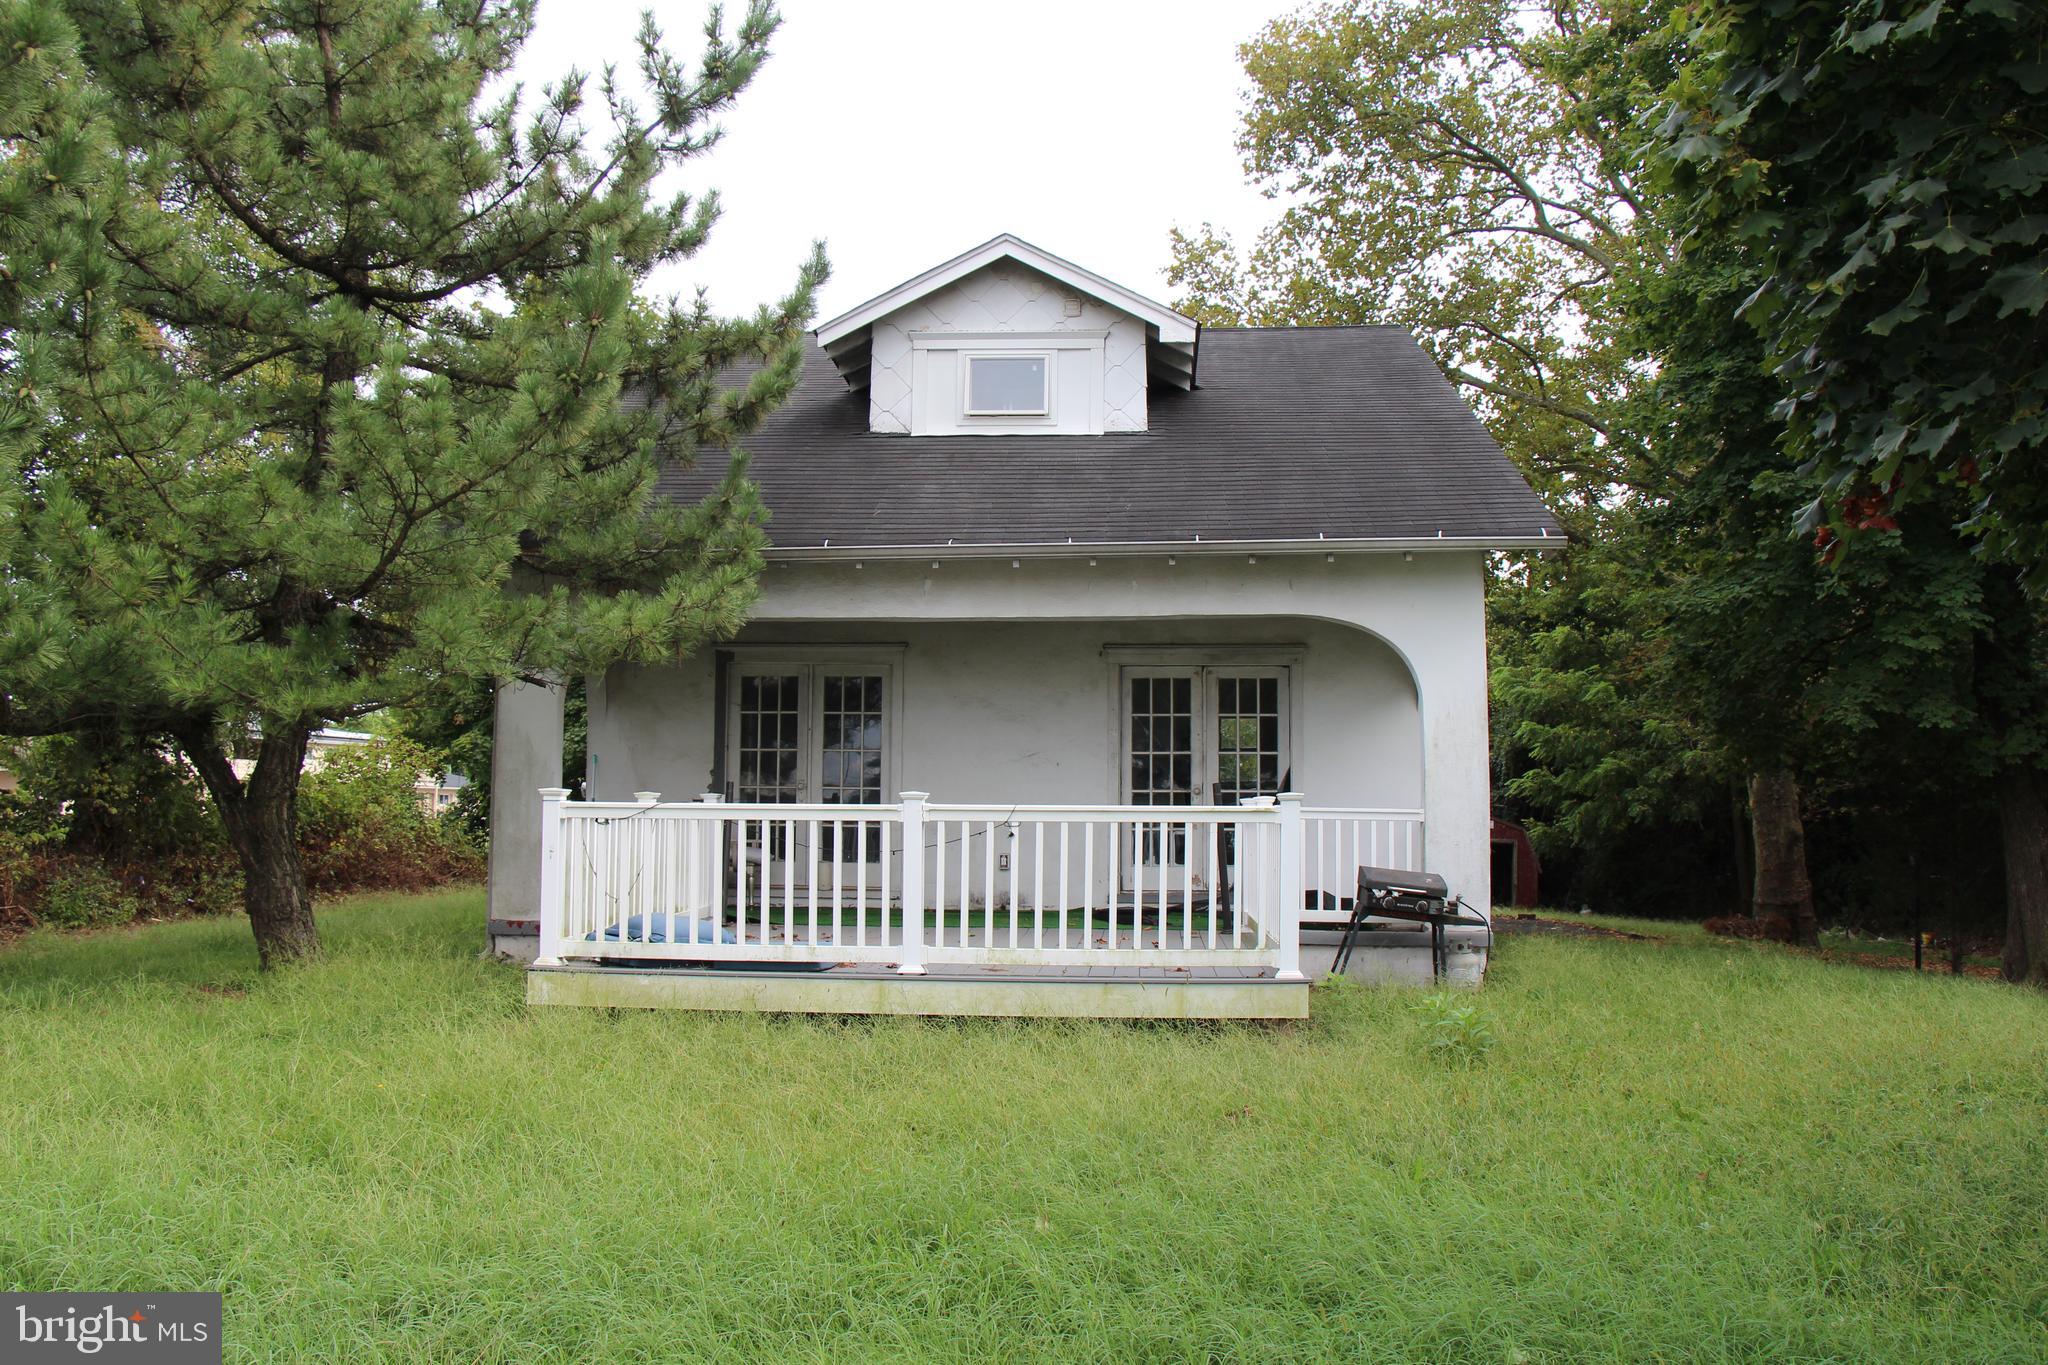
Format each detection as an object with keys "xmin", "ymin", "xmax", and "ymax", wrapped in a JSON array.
[{"xmin": 491, "ymin": 235, "xmax": 1559, "ymax": 1018}]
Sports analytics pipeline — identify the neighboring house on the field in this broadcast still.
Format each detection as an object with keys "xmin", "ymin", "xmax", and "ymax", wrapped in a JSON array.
[{"xmin": 491, "ymin": 235, "xmax": 1559, "ymax": 1018}]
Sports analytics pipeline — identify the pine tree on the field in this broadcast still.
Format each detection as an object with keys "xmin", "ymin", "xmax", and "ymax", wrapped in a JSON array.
[{"xmin": 0, "ymin": 0, "xmax": 823, "ymax": 966}]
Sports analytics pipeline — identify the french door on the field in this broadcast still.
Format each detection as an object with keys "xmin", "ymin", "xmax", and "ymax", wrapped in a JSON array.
[
  {"xmin": 729, "ymin": 663, "xmax": 890, "ymax": 887},
  {"xmin": 1119, "ymin": 666, "xmax": 1289, "ymax": 888}
]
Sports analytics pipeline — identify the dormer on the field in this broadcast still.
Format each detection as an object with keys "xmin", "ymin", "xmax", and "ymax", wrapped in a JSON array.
[{"xmin": 813, "ymin": 234, "xmax": 1200, "ymax": 436}]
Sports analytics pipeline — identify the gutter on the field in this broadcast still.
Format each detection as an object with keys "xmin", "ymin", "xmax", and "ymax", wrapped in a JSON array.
[{"xmin": 761, "ymin": 532, "xmax": 1561, "ymax": 564}]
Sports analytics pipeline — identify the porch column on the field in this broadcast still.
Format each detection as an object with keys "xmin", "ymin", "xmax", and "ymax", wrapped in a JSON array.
[
  {"xmin": 1394, "ymin": 586, "xmax": 1494, "ymax": 922},
  {"xmin": 486, "ymin": 677, "xmax": 568, "ymax": 934}
]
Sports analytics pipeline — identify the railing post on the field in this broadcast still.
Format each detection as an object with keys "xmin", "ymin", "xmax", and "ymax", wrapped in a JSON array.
[
  {"xmin": 897, "ymin": 791, "xmax": 929, "ymax": 975},
  {"xmin": 1275, "ymin": 792, "xmax": 1306, "ymax": 981},
  {"xmin": 535, "ymin": 787, "xmax": 571, "ymax": 967},
  {"xmin": 693, "ymin": 792, "xmax": 723, "ymax": 926},
  {"xmin": 630, "ymin": 794, "xmax": 660, "ymax": 933}
]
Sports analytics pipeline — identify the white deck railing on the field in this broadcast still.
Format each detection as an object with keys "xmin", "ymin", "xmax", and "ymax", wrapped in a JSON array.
[
  {"xmin": 1300, "ymin": 807, "xmax": 1427, "ymax": 924},
  {"xmin": 535, "ymin": 790, "xmax": 1432, "ymax": 975},
  {"xmin": 534, "ymin": 790, "xmax": 1360, "ymax": 978}
]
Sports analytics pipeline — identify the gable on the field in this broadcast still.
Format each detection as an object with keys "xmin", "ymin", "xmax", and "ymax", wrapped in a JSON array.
[
  {"xmin": 814, "ymin": 235, "xmax": 1201, "ymax": 434},
  {"xmin": 867, "ymin": 259, "xmax": 1151, "ymax": 434}
]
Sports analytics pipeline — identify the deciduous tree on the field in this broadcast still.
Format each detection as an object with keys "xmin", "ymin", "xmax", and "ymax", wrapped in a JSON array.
[{"xmin": 1662, "ymin": 0, "xmax": 2048, "ymax": 569}]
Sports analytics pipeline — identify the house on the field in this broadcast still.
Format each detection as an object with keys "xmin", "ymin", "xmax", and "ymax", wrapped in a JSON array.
[{"xmin": 489, "ymin": 235, "xmax": 1559, "ymax": 1018}]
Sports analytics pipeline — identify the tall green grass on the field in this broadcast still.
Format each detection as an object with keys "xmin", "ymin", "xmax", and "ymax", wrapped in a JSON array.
[{"xmin": 2, "ymin": 891, "xmax": 2044, "ymax": 1362}]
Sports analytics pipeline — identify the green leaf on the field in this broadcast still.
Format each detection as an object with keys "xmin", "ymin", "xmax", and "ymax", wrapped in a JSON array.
[
  {"xmin": 1984, "ymin": 146, "xmax": 2048, "ymax": 195},
  {"xmin": 1989, "ymin": 216, "xmax": 2048, "ymax": 247},
  {"xmin": 1858, "ymin": 170, "xmax": 1902, "ymax": 204},
  {"xmin": 1669, "ymin": 132, "xmax": 1727, "ymax": 162},
  {"xmin": 1895, "ymin": 1, "xmax": 1946, "ymax": 40},
  {"xmin": 1825, "ymin": 243, "xmax": 1878, "ymax": 285},
  {"xmin": 1911, "ymin": 224, "xmax": 1992, "ymax": 255},
  {"xmin": 1737, "ymin": 210, "xmax": 1787, "ymax": 239},
  {"xmin": 1909, "ymin": 419, "xmax": 1960, "ymax": 455},
  {"xmin": 1868, "ymin": 272, "xmax": 1931, "ymax": 335},
  {"xmin": 2001, "ymin": 60, "xmax": 2048, "ymax": 96},
  {"xmin": 1988, "ymin": 261, "xmax": 2048, "ymax": 317}
]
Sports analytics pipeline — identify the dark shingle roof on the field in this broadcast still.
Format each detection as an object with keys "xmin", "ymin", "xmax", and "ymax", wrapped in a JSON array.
[{"xmin": 655, "ymin": 326, "xmax": 1561, "ymax": 551}]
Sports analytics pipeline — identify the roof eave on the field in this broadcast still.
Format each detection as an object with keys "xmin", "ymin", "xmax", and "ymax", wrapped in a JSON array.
[{"xmin": 762, "ymin": 533, "xmax": 1563, "ymax": 563}]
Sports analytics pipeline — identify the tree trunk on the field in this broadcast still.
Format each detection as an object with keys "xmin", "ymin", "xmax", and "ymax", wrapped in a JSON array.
[
  {"xmin": 1748, "ymin": 768, "xmax": 1818, "ymax": 947},
  {"xmin": 181, "ymin": 721, "xmax": 321, "ymax": 969},
  {"xmin": 1730, "ymin": 782, "xmax": 1755, "ymax": 914},
  {"xmin": 1998, "ymin": 767, "xmax": 2048, "ymax": 987}
]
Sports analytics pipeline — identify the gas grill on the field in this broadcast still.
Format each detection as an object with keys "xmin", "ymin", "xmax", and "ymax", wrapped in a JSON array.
[{"xmin": 1333, "ymin": 865, "xmax": 1487, "ymax": 981}]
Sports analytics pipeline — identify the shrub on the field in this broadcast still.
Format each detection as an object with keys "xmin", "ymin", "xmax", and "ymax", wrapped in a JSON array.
[
  {"xmin": 299, "ymin": 737, "xmax": 438, "ymax": 843},
  {"xmin": 11, "ymin": 732, "xmax": 221, "ymax": 858},
  {"xmin": 0, "ymin": 821, "xmax": 57, "ymax": 929},
  {"xmin": 3, "ymin": 731, "xmax": 483, "ymax": 937},
  {"xmin": 36, "ymin": 861, "xmax": 144, "ymax": 930},
  {"xmin": 298, "ymin": 736, "xmax": 483, "ymax": 895}
]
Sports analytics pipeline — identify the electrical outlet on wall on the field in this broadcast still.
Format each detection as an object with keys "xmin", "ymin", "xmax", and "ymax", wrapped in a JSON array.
[{"xmin": 998, "ymin": 853, "xmax": 1011, "ymax": 872}]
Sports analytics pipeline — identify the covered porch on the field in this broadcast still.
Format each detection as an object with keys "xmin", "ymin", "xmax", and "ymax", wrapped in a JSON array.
[{"xmin": 491, "ymin": 552, "xmax": 1498, "ymax": 1015}]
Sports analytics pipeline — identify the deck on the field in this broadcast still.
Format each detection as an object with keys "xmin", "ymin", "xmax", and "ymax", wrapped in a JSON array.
[{"xmin": 527, "ymin": 790, "xmax": 1444, "ymax": 1018}]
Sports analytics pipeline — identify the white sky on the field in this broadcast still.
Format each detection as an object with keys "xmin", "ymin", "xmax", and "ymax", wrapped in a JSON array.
[{"xmin": 517, "ymin": 0, "xmax": 1301, "ymax": 320}]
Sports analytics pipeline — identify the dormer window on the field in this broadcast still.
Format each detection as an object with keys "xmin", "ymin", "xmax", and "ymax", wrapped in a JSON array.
[
  {"xmin": 965, "ymin": 354, "xmax": 1049, "ymax": 416},
  {"xmin": 814, "ymin": 234, "xmax": 1201, "ymax": 436}
]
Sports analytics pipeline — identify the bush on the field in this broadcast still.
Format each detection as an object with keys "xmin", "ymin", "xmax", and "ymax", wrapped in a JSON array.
[
  {"xmin": 0, "ymin": 821, "xmax": 56, "ymax": 929},
  {"xmin": 299, "ymin": 737, "xmax": 437, "ymax": 842},
  {"xmin": 11, "ymin": 732, "xmax": 221, "ymax": 858},
  {"xmin": 36, "ymin": 861, "xmax": 144, "ymax": 930},
  {"xmin": 298, "ymin": 736, "xmax": 483, "ymax": 895},
  {"xmin": 1, "ymin": 730, "xmax": 483, "ymax": 938}
]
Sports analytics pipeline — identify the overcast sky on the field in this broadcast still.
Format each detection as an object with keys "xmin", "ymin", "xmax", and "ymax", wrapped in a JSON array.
[{"xmin": 516, "ymin": 0, "xmax": 1302, "ymax": 321}]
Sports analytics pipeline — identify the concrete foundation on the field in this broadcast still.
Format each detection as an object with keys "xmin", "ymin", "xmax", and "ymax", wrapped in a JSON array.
[{"xmin": 528, "ymin": 961, "xmax": 1309, "ymax": 1019}]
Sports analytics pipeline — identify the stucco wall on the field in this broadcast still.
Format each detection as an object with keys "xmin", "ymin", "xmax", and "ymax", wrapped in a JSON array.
[
  {"xmin": 868, "ymin": 260, "xmax": 1148, "ymax": 434},
  {"xmin": 583, "ymin": 617, "xmax": 1421, "ymax": 813}
]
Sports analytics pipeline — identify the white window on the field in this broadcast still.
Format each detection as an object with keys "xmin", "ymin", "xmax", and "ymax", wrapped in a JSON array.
[{"xmin": 964, "ymin": 354, "xmax": 1048, "ymax": 415}]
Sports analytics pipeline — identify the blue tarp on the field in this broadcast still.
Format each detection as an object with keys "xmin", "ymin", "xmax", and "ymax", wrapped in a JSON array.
[
  {"xmin": 582, "ymin": 911, "xmax": 828, "ymax": 971},
  {"xmin": 585, "ymin": 912, "xmax": 734, "ymax": 945}
]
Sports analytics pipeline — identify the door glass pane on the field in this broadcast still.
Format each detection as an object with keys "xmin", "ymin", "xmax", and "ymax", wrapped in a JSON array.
[
  {"xmin": 735, "ymin": 672, "xmax": 802, "ymax": 862},
  {"xmin": 819, "ymin": 673, "xmax": 884, "ymax": 861},
  {"xmin": 1128, "ymin": 674, "xmax": 1193, "ymax": 865},
  {"xmin": 1216, "ymin": 674, "xmax": 1282, "ymax": 803},
  {"xmin": 735, "ymin": 675, "xmax": 804, "ymax": 801}
]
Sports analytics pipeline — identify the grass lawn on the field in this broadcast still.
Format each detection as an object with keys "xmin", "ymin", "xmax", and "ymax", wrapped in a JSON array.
[{"xmin": 3, "ymin": 891, "xmax": 2045, "ymax": 1362}]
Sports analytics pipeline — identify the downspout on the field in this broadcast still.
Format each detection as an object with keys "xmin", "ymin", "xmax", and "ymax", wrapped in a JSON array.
[{"xmin": 709, "ymin": 649, "xmax": 732, "ymax": 799}]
